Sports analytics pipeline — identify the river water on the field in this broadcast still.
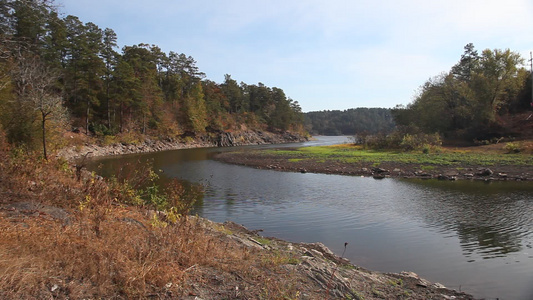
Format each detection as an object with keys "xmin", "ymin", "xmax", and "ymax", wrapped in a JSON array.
[{"xmin": 88, "ymin": 136, "xmax": 533, "ymax": 300}]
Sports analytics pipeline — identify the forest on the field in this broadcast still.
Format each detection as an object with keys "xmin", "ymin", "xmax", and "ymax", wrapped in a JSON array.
[
  {"xmin": 0, "ymin": 0, "xmax": 305, "ymax": 158},
  {"xmin": 392, "ymin": 43, "xmax": 532, "ymax": 141},
  {"xmin": 305, "ymin": 108, "xmax": 395, "ymax": 136}
]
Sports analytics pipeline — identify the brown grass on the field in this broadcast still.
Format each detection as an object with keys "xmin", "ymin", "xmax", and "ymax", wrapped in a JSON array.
[{"xmin": 0, "ymin": 129, "xmax": 302, "ymax": 299}]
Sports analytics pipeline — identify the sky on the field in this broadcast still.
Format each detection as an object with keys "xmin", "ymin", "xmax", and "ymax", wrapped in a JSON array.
[{"xmin": 58, "ymin": 0, "xmax": 533, "ymax": 112}]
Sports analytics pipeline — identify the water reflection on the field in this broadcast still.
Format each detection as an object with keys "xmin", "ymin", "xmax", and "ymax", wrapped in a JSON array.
[{"xmin": 397, "ymin": 179, "xmax": 533, "ymax": 259}]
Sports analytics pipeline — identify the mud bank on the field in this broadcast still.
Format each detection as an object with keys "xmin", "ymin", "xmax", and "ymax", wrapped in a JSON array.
[{"xmin": 214, "ymin": 150, "xmax": 533, "ymax": 182}]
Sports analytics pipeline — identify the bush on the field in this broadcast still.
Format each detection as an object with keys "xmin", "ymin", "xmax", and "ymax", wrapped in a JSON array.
[
  {"xmin": 504, "ymin": 142, "xmax": 522, "ymax": 153},
  {"xmin": 400, "ymin": 133, "xmax": 441, "ymax": 151},
  {"xmin": 354, "ymin": 130, "xmax": 441, "ymax": 152}
]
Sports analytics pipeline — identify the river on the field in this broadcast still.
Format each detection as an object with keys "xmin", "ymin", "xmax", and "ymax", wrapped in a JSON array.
[{"xmin": 88, "ymin": 136, "xmax": 533, "ymax": 300}]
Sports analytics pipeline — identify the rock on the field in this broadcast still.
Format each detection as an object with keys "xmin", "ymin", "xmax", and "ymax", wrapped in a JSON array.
[
  {"xmin": 432, "ymin": 282, "xmax": 447, "ymax": 289},
  {"xmin": 476, "ymin": 168, "xmax": 493, "ymax": 176},
  {"xmin": 414, "ymin": 171, "xmax": 431, "ymax": 177},
  {"xmin": 437, "ymin": 174, "xmax": 448, "ymax": 180},
  {"xmin": 371, "ymin": 167, "xmax": 389, "ymax": 174}
]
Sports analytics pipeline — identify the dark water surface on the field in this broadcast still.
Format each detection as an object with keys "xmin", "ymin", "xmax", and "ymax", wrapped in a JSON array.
[{"xmin": 88, "ymin": 136, "xmax": 533, "ymax": 300}]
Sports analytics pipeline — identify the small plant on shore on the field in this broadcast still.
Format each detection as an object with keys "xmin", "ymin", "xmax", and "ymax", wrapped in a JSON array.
[
  {"xmin": 504, "ymin": 142, "xmax": 522, "ymax": 153},
  {"xmin": 325, "ymin": 242, "xmax": 348, "ymax": 298},
  {"xmin": 255, "ymin": 236, "xmax": 273, "ymax": 245},
  {"xmin": 420, "ymin": 165, "xmax": 436, "ymax": 171}
]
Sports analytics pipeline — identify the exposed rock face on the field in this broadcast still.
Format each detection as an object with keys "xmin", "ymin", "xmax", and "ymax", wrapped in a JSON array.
[
  {"xmin": 214, "ymin": 130, "xmax": 306, "ymax": 147},
  {"xmin": 211, "ymin": 221, "xmax": 475, "ymax": 300},
  {"xmin": 58, "ymin": 130, "xmax": 308, "ymax": 160}
]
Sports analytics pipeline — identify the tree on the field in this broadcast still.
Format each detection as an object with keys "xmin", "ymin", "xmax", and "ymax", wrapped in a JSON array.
[
  {"xmin": 182, "ymin": 81, "xmax": 207, "ymax": 133},
  {"xmin": 475, "ymin": 48, "xmax": 524, "ymax": 115},
  {"xmin": 451, "ymin": 43, "xmax": 479, "ymax": 82},
  {"xmin": 101, "ymin": 27, "xmax": 118, "ymax": 130},
  {"xmin": 394, "ymin": 44, "xmax": 528, "ymax": 140},
  {"xmin": 121, "ymin": 44, "xmax": 163, "ymax": 133},
  {"xmin": 221, "ymin": 74, "xmax": 244, "ymax": 113},
  {"xmin": 12, "ymin": 55, "xmax": 64, "ymax": 159}
]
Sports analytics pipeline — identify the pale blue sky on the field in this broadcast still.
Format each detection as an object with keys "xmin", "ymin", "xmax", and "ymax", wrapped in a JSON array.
[{"xmin": 58, "ymin": 0, "xmax": 533, "ymax": 112}]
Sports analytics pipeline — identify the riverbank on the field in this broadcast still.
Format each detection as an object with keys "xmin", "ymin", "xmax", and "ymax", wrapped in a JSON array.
[
  {"xmin": 0, "ymin": 135, "xmax": 475, "ymax": 299},
  {"xmin": 57, "ymin": 130, "xmax": 308, "ymax": 161},
  {"xmin": 214, "ymin": 143, "xmax": 533, "ymax": 181}
]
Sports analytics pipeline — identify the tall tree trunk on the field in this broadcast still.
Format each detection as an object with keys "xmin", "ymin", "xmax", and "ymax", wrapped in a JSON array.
[
  {"xmin": 106, "ymin": 82, "xmax": 111, "ymax": 131},
  {"xmin": 86, "ymin": 100, "xmax": 90, "ymax": 135},
  {"xmin": 41, "ymin": 113, "xmax": 47, "ymax": 160},
  {"xmin": 119, "ymin": 103, "xmax": 123, "ymax": 133}
]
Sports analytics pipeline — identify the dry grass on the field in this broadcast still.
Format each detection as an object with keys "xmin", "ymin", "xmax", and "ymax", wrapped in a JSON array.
[
  {"xmin": 0, "ymin": 209, "xmax": 260, "ymax": 298},
  {"xmin": 0, "ymin": 129, "xmax": 302, "ymax": 299}
]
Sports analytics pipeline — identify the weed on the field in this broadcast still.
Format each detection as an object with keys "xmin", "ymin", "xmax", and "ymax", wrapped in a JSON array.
[
  {"xmin": 212, "ymin": 223, "xmax": 233, "ymax": 235},
  {"xmin": 325, "ymin": 242, "xmax": 348, "ymax": 298},
  {"xmin": 288, "ymin": 158, "xmax": 304, "ymax": 162},
  {"xmin": 261, "ymin": 250, "xmax": 300, "ymax": 267},
  {"xmin": 341, "ymin": 264, "xmax": 357, "ymax": 270},
  {"xmin": 420, "ymin": 165, "xmax": 436, "ymax": 171},
  {"xmin": 372, "ymin": 288, "xmax": 385, "ymax": 297},
  {"xmin": 388, "ymin": 278, "xmax": 403, "ymax": 286},
  {"xmin": 255, "ymin": 236, "xmax": 273, "ymax": 245},
  {"xmin": 348, "ymin": 290, "xmax": 365, "ymax": 300}
]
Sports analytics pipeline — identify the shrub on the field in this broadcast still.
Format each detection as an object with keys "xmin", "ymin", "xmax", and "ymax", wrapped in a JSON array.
[
  {"xmin": 504, "ymin": 142, "xmax": 522, "ymax": 153},
  {"xmin": 356, "ymin": 130, "xmax": 441, "ymax": 152}
]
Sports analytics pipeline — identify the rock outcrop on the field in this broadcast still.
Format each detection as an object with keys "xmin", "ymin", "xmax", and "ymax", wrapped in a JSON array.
[{"xmin": 58, "ymin": 130, "xmax": 308, "ymax": 160}]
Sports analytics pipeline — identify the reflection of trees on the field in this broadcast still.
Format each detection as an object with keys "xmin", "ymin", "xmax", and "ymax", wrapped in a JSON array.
[
  {"xmin": 456, "ymin": 223, "xmax": 522, "ymax": 258},
  {"xmin": 398, "ymin": 179, "xmax": 533, "ymax": 258}
]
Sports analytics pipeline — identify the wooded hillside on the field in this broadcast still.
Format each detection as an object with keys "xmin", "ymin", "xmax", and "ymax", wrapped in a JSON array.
[
  {"xmin": 305, "ymin": 108, "xmax": 395, "ymax": 136},
  {"xmin": 0, "ymin": 0, "xmax": 306, "ymax": 158}
]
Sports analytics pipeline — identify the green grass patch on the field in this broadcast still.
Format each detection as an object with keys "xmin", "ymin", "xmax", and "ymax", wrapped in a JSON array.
[
  {"xmin": 287, "ymin": 158, "xmax": 304, "ymax": 163},
  {"xmin": 254, "ymin": 236, "xmax": 273, "ymax": 245},
  {"xmin": 420, "ymin": 165, "xmax": 436, "ymax": 171},
  {"xmin": 260, "ymin": 145, "xmax": 532, "ymax": 166}
]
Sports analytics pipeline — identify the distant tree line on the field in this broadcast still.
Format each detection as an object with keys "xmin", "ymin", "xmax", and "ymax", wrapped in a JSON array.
[
  {"xmin": 393, "ymin": 43, "xmax": 532, "ymax": 141},
  {"xmin": 0, "ymin": 0, "xmax": 305, "ymax": 157},
  {"xmin": 305, "ymin": 108, "xmax": 396, "ymax": 135}
]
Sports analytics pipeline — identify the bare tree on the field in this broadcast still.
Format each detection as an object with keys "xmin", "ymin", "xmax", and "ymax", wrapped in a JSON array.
[{"xmin": 12, "ymin": 54, "xmax": 65, "ymax": 159}]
